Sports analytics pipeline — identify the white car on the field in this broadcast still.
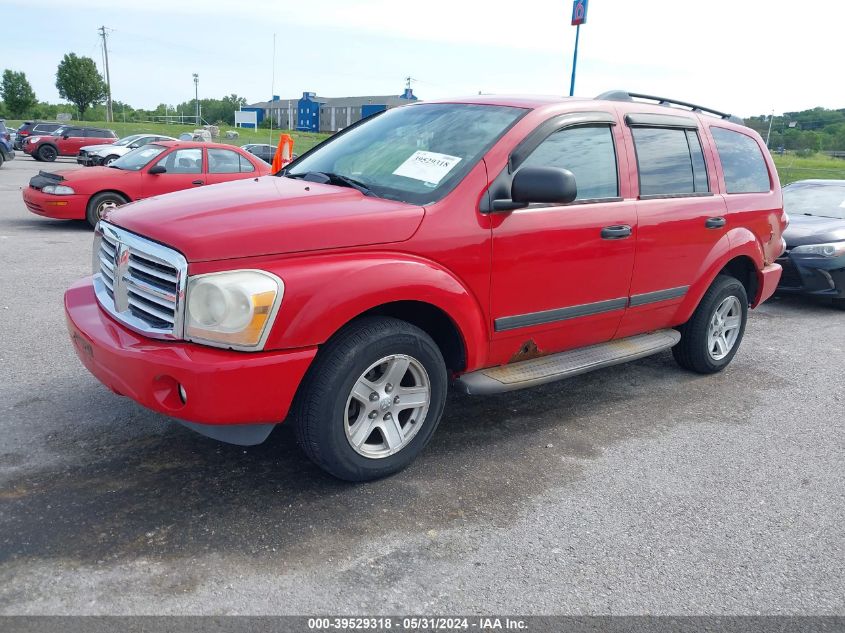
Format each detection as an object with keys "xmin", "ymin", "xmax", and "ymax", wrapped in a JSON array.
[{"xmin": 77, "ymin": 133, "xmax": 176, "ymax": 166}]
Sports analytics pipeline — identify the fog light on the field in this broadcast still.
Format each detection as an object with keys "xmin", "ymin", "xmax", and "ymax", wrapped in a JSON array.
[{"xmin": 178, "ymin": 384, "xmax": 188, "ymax": 404}]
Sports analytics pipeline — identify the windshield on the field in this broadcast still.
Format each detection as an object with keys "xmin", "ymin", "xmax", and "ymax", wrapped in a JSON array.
[
  {"xmin": 114, "ymin": 134, "xmax": 143, "ymax": 147},
  {"xmin": 285, "ymin": 103, "xmax": 525, "ymax": 205},
  {"xmin": 110, "ymin": 144, "xmax": 167, "ymax": 171},
  {"xmin": 784, "ymin": 182, "xmax": 845, "ymax": 220}
]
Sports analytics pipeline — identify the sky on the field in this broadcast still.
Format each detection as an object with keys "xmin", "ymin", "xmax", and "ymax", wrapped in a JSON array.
[{"xmin": 3, "ymin": 0, "xmax": 842, "ymax": 117}]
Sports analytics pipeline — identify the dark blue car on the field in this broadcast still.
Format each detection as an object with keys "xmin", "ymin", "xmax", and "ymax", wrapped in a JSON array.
[
  {"xmin": 778, "ymin": 179, "xmax": 845, "ymax": 309},
  {"xmin": 0, "ymin": 120, "xmax": 14, "ymax": 168}
]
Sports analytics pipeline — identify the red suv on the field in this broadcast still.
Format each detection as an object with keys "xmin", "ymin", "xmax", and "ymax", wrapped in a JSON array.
[
  {"xmin": 24, "ymin": 125, "xmax": 116, "ymax": 161},
  {"xmin": 65, "ymin": 91, "xmax": 786, "ymax": 481}
]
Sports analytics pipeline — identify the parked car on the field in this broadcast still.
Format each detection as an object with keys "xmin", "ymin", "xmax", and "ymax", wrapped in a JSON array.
[
  {"xmin": 14, "ymin": 121, "xmax": 62, "ymax": 150},
  {"xmin": 0, "ymin": 126, "xmax": 13, "ymax": 168},
  {"xmin": 24, "ymin": 141, "xmax": 270, "ymax": 226},
  {"xmin": 777, "ymin": 179, "xmax": 845, "ymax": 309},
  {"xmin": 78, "ymin": 134, "xmax": 177, "ymax": 166},
  {"xmin": 242, "ymin": 143, "xmax": 274, "ymax": 164},
  {"xmin": 23, "ymin": 125, "xmax": 117, "ymax": 162},
  {"xmin": 64, "ymin": 92, "xmax": 785, "ymax": 481}
]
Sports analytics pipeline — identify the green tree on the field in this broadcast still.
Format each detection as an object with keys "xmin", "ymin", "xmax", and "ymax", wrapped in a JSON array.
[
  {"xmin": 1, "ymin": 69, "xmax": 37, "ymax": 117},
  {"xmin": 55, "ymin": 53, "xmax": 107, "ymax": 118}
]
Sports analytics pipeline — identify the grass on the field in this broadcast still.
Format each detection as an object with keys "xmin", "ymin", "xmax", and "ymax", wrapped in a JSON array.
[
  {"xmin": 7, "ymin": 118, "xmax": 845, "ymax": 185},
  {"xmin": 772, "ymin": 152, "xmax": 845, "ymax": 185},
  {"xmin": 5, "ymin": 119, "xmax": 331, "ymax": 154}
]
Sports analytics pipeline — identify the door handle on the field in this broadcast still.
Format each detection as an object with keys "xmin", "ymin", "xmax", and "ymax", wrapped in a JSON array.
[
  {"xmin": 191, "ymin": 179, "xmax": 204, "ymax": 185},
  {"xmin": 705, "ymin": 216, "xmax": 727, "ymax": 229},
  {"xmin": 600, "ymin": 225, "xmax": 632, "ymax": 240}
]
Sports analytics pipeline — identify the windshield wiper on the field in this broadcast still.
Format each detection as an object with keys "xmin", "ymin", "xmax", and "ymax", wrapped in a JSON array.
[{"xmin": 287, "ymin": 171, "xmax": 374, "ymax": 196}]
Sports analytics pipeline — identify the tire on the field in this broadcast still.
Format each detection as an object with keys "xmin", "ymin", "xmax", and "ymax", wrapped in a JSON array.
[
  {"xmin": 86, "ymin": 191, "xmax": 128, "ymax": 228},
  {"xmin": 293, "ymin": 316, "xmax": 448, "ymax": 481},
  {"xmin": 37, "ymin": 144, "xmax": 57, "ymax": 162},
  {"xmin": 672, "ymin": 275, "xmax": 748, "ymax": 374},
  {"xmin": 103, "ymin": 154, "xmax": 119, "ymax": 166},
  {"xmin": 0, "ymin": 154, "xmax": 3, "ymax": 169},
  {"xmin": 833, "ymin": 298, "xmax": 845, "ymax": 311}
]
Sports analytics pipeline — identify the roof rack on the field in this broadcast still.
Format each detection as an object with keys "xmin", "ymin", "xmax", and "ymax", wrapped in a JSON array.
[{"xmin": 596, "ymin": 90, "xmax": 744, "ymax": 125}]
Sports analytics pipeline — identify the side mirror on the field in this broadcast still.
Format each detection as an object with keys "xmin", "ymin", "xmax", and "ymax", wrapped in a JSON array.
[
  {"xmin": 62, "ymin": 135, "xmax": 69, "ymax": 140},
  {"xmin": 148, "ymin": 165, "xmax": 166, "ymax": 175},
  {"xmin": 128, "ymin": 143, "xmax": 139, "ymax": 149},
  {"xmin": 491, "ymin": 167, "xmax": 578, "ymax": 212}
]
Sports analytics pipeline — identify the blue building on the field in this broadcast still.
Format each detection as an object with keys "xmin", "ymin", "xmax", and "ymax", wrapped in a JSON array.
[{"xmin": 248, "ymin": 87, "xmax": 418, "ymax": 133}]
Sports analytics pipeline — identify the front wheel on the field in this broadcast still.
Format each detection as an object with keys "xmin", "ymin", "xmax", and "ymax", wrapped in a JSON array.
[
  {"xmin": 86, "ymin": 191, "xmax": 128, "ymax": 228},
  {"xmin": 294, "ymin": 317, "xmax": 448, "ymax": 481},
  {"xmin": 37, "ymin": 145, "xmax": 57, "ymax": 162},
  {"xmin": 673, "ymin": 275, "xmax": 748, "ymax": 374},
  {"xmin": 103, "ymin": 154, "xmax": 120, "ymax": 166}
]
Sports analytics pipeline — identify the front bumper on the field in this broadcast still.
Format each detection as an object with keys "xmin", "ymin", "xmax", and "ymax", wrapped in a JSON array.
[
  {"xmin": 22, "ymin": 186, "xmax": 87, "ymax": 220},
  {"xmin": 776, "ymin": 254, "xmax": 845, "ymax": 299},
  {"xmin": 64, "ymin": 278, "xmax": 317, "ymax": 427}
]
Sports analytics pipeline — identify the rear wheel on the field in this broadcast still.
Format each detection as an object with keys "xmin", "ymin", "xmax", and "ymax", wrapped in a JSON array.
[
  {"xmin": 86, "ymin": 192, "xmax": 128, "ymax": 228},
  {"xmin": 833, "ymin": 298, "xmax": 845, "ymax": 311},
  {"xmin": 673, "ymin": 275, "xmax": 748, "ymax": 374},
  {"xmin": 294, "ymin": 317, "xmax": 448, "ymax": 481},
  {"xmin": 37, "ymin": 144, "xmax": 57, "ymax": 162}
]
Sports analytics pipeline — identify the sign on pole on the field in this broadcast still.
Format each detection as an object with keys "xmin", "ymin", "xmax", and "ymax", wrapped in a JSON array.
[{"xmin": 571, "ymin": 0, "xmax": 588, "ymax": 26}]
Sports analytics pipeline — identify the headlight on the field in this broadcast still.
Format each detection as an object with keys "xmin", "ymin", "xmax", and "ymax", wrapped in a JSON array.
[
  {"xmin": 185, "ymin": 270, "xmax": 283, "ymax": 350},
  {"xmin": 791, "ymin": 242, "xmax": 845, "ymax": 258},
  {"xmin": 42, "ymin": 185, "xmax": 75, "ymax": 195},
  {"xmin": 29, "ymin": 136, "xmax": 41, "ymax": 144}
]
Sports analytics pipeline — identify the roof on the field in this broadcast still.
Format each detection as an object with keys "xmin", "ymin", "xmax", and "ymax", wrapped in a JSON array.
[
  {"xmin": 249, "ymin": 94, "xmax": 417, "ymax": 109},
  {"xmin": 154, "ymin": 140, "xmax": 251, "ymax": 150}
]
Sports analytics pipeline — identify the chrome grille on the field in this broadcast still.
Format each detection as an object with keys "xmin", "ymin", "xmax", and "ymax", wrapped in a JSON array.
[{"xmin": 93, "ymin": 222, "xmax": 187, "ymax": 339}]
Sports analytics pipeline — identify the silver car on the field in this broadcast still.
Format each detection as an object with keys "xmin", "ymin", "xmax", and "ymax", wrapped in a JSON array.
[{"xmin": 78, "ymin": 134, "xmax": 176, "ymax": 166}]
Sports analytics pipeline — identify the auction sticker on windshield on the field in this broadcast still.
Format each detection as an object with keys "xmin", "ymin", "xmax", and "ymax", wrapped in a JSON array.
[{"xmin": 393, "ymin": 150, "xmax": 462, "ymax": 184}]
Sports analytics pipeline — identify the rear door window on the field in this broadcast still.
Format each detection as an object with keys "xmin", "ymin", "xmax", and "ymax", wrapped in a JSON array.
[
  {"xmin": 710, "ymin": 127, "xmax": 771, "ymax": 193},
  {"xmin": 632, "ymin": 127, "xmax": 710, "ymax": 197}
]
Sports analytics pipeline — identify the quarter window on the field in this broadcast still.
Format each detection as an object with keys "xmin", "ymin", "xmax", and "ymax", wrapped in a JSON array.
[
  {"xmin": 520, "ymin": 125, "xmax": 618, "ymax": 200},
  {"xmin": 711, "ymin": 127, "xmax": 770, "ymax": 193},
  {"xmin": 632, "ymin": 127, "xmax": 710, "ymax": 196}
]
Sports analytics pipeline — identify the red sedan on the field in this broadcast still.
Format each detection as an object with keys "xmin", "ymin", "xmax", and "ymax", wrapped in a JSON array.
[{"xmin": 23, "ymin": 141, "xmax": 271, "ymax": 226}]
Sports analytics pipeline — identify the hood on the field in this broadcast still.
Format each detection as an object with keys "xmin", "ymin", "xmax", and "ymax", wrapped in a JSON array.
[
  {"xmin": 108, "ymin": 176, "xmax": 425, "ymax": 262},
  {"xmin": 783, "ymin": 214, "xmax": 845, "ymax": 248},
  {"xmin": 81, "ymin": 143, "xmax": 120, "ymax": 153},
  {"xmin": 29, "ymin": 166, "xmax": 136, "ymax": 191}
]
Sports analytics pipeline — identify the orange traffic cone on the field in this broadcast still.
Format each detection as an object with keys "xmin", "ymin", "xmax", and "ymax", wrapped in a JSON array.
[{"xmin": 272, "ymin": 134, "xmax": 294, "ymax": 173}]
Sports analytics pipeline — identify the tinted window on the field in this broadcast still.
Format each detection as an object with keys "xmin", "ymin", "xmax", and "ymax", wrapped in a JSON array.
[
  {"xmin": 521, "ymin": 125, "xmax": 618, "ymax": 200},
  {"xmin": 208, "ymin": 148, "xmax": 241, "ymax": 173},
  {"xmin": 239, "ymin": 155, "xmax": 255, "ymax": 173},
  {"xmin": 632, "ymin": 127, "xmax": 709, "ymax": 196},
  {"xmin": 156, "ymin": 148, "xmax": 202, "ymax": 174},
  {"xmin": 84, "ymin": 129, "xmax": 104, "ymax": 137},
  {"xmin": 711, "ymin": 127, "xmax": 770, "ymax": 193}
]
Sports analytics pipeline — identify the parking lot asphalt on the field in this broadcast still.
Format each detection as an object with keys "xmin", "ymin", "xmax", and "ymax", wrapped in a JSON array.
[{"xmin": 0, "ymin": 156, "xmax": 842, "ymax": 616}]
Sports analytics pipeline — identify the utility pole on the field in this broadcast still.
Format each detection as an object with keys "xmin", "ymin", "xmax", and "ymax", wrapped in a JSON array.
[
  {"xmin": 98, "ymin": 26, "xmax": 114, "ymax": 122},
  {"xmin": 765, "ymin": 110, "xmax": 775, "ymax": 148},
  {"xmin": 193, "ymin": 73, "xmax": 199, "ymax": 125}
]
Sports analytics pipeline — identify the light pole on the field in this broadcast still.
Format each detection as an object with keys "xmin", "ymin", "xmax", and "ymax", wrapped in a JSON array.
[{"xmin": 193, "ymin": 73, "xmax": 199, "ymax": 125}]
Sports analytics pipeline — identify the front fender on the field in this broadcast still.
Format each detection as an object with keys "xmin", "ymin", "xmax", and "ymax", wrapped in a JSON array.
[{"xmin": 211, "ymin": 252, "xmax": 491, "ymax": 370}]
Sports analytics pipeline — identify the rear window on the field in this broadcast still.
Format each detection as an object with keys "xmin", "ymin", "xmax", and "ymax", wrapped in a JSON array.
[
  {"xmin": 711, "ymin": 127, "xmax": 771, "ymax": 193},
  {"xmin": 632, "ymin": 127, "xmax": 710, "ymax": 197}
]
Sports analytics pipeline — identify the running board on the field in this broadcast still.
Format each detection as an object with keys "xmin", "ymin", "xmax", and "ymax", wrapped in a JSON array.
[{"xmin": 454, "ymin": 329, "xmax": 681, "ymax": 395}]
